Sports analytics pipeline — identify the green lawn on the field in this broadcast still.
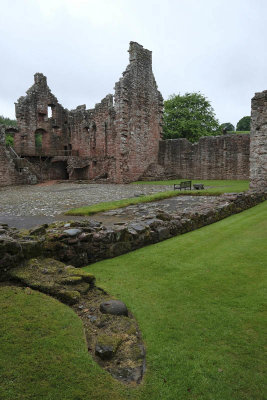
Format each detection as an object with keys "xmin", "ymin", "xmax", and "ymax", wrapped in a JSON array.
[
  {"xmin": 66, "ymin": 180, "xmax": 249, "ymax": 216},
  {"xmin": 133, "ymin": 179, "xmax": 249, "ymax": 191},
  {"xmin": 1, "ymin": 200, "xmax": 266, "ymax": 399},
  {"xmin": 228, "ymin": 131, "xmax": 250, "ymax": 135}
]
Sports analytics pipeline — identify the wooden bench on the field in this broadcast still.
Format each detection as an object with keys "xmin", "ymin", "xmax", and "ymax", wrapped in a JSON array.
[{"xmin": 173, "ymin": 180, "xmax": 192, "ymax": 191}]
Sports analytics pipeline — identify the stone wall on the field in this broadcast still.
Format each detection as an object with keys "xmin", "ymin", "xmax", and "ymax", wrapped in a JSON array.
[
  {"xmin": 13, "ymin": 42, "xmax": 163, "ymax": 184},
  {"xmin": 0, "ymin": 191, "xmax": 266, "ymax": 277},
  {"xmin": 143, "ymin": 134, "xmax": 250, "ymax": 180},
  {"xmin": 250, "ymin": 90, "xmax": 267, "ymax": 190},
  {"xmin": 0, "ymin": 126, "xmax": 38, "ymax": 187},
  {"xmin": 4, "ymin": 43, "xmax": 265, "ymax": 187},
  {"xmin": 113, "ymin": 42, "xmax": 163, "ymax": 182}
]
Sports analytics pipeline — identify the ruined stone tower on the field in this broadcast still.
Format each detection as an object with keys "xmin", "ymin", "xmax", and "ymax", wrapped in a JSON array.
[
  {"xmin": 250, "ymin": 90, "xmax": 267, "ymax": 191},
  {"xmin": 13, "ymin": 42, "xmax": 163, "ymax": 183}
]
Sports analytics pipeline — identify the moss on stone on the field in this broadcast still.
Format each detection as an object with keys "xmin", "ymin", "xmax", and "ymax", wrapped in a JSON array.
[
  {"xmin": 97, "ymin": 334, "xmax": 123, "ymax": 352},
  {"xmin": 64, "ymin": 266, "xmax": 95, "ymax": 283},
  {"xmin": 57, "ymin": 289, "xmax": 81, "ymax": 305},
  {"xmin": 59, "ymin": 276, "xmax": 83, "ymax": 284},
  {"xmin": 8, "ymin": 258, "xmax": 93, "ymax": 303}
]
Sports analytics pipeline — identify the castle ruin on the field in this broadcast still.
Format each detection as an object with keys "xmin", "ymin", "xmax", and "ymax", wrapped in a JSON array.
[
  {"xmin": 13, "ymin": 42, "xmax": 163, "ymax": 183},
  {"xmin": 0, "ymin": 42, "xmax": 266, "ymax": 188}
]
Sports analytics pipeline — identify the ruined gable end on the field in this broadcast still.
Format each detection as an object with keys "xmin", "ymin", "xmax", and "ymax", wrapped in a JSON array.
[{"xmin": 14, "ymin": 73, "xmax": 70, "ymax": 157}]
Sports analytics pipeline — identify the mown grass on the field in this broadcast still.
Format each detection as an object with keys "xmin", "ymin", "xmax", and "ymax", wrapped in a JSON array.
[
  {"xmin": 0, "ymin": 286, "xmax": 128, "ymax": 400},
  {"xmin": 66, "ymin": 180, "xmax": 249, "ymax": 216},
  {"xmin": 1, "ymin": 201, "xmax": 266, "ymax": 400},
  {"xmin": 133, "ymin": 179, "xmax": 249, "ymax": 191},
  {"xmin": 86, "ymin": 200, "xmax": 267, "ymax": 400}
]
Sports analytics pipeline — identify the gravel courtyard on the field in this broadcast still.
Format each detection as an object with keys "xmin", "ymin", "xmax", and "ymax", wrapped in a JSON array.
[{"xmin": 0, "ymin": 182, "xmax": 171, "ymax": 228}]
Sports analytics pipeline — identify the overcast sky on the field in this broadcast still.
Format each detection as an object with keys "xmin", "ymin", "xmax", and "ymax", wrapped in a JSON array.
[{"xmin": 0, "ymin": 0, "xmax": 266, "ymax": 127}]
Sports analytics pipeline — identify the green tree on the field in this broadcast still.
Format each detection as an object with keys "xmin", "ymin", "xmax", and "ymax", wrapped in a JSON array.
[
  {"xmin": 163, "ymin": 92, "xmax": 219, "ymax": 142},
  {"xmin": 5, "ymin": 134, "xmax": 14, "ymax": 146},
  {"xmin": 220, "ymin": 122, "xmax": 235, "ymax": 133},
  {"xmin": 236, "ymin": 116, "xmax": 251, "ymax": 131},
  {"xmin": 0, "ymin": 115, "xmax": 17, "ymax": 127}
]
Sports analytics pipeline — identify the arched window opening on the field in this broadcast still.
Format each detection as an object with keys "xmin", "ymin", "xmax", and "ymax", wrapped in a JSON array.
[
  {"xmin": 5, "ymin": 128, "xmax": 16, "ymax": 146},
  {"xmin": 35, "ymin": 129, "xmax": 46, "ymax": 152}
]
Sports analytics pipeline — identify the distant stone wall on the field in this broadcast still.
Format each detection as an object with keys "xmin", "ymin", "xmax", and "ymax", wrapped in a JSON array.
[
  {"xmin": 0, "ymin": 126, "xmax": 37, "ymax": 187},
  {"xmin": 250, "ymin": 90, "xmax": 267, "ymax": 190},
  {"xmin": 143, "ymin": 134, "xmax": 250, "ymax": 180}
]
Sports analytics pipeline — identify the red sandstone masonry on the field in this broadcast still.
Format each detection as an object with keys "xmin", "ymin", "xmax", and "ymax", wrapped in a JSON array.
[
  {"xmin": 13, "ymin": 42, "xmax": 163, "ymax": 183},
  {"xmin": 143, "ymin": 134, "xmax": 250, "ymax": 180},
  {"xmin": 4, "ymin": 43, "xmax": 265, "ymax": 187}
]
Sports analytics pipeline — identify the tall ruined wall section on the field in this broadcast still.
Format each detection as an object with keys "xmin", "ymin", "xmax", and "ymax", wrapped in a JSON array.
[
  {"xmin": 15, "ymin": 73, "xmax": 70, "ymax": 157},
  {"xmin": 250, "ymin": 90, "xmax": 267, "ymax": 190},
  {"xmin": 67, "ymin": 95, "xmax": 117, "ymax": 181},
  {"xmin": 114, "ymin": 42, "xmax": 163, "ymax": 182},
  {"xmin": 143, "ymin": 134, "xmax": 250, "ymax": 180}
]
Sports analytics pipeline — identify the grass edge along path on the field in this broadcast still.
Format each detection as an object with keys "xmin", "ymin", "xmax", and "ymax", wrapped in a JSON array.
[
  {"xmin": 86, "ymin": 200, "xmax": 267, "ymax": 400},
  {"xmin": 66, "ymin": 180, "xmax": 249, "ymax": 216}
]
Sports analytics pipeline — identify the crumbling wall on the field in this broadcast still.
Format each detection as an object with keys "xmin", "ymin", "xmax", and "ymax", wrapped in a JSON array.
[
  {"xmin": 250, "ymin": 90, "xmax": 267, "ymax": 190},
  {"xmin": 12, "ymin": 42, "xmax": 163, "ymax": 184},
  {"xmin": 15, "ymin": 73, "xmax": 70, "ymax": 157},
  {"xmin": 0, "ymin": 126, "xmax": 37, "ymax": 186},
  {"xmin": 113, "ymin": 42, "xmax": 163, "ymax": 182},
  {"xmin": 67, "ymin": 96, "xmax": 117, "ymax": 181},
  {"xmin": 143, "ymin": 134, "xmax": 250, "ymax": 180}
]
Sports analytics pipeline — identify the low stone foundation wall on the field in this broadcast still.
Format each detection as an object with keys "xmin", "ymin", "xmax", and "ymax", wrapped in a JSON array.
[{"xmin": 0, "ymin": 191, "xmax": 266, "ymax": 279}]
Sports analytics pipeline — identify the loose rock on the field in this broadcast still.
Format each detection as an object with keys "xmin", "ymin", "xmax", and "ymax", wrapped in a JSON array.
[{"xmin": 100, "ymin": 300, "xmax": 128, "ymax": 316}]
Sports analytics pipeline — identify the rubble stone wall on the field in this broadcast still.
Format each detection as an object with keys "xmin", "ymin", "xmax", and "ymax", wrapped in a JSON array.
[
  {"xmin": 0, "ymin": 191, "xmax": 266, "ymax": 278},
  {"xmin": 143, "ymin": 134, "xmax": 250, "ymax": 180},
  {"xmin": 13, "ymin": 42, "xmax": 163, "ymax": 183},
  {"xmin": 250, "ymin": 90, "xmax": 267, "ymax": 190},
  {"xmin": 0, "ymin": 126, "xmax": 37, "ymax": 186}
]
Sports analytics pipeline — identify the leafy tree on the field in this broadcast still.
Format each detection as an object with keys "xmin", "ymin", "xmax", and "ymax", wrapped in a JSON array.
[
  {"xmin": 5, "ymin": 134, "xmax": 14, "ymax": 146},
  {"xmin": 220, "ymin": 122, "xmax": 235, "ymax": 133},
  {"xmin": 0, "ymin": 115, "xmax": 17, "ymax": 127},
  {"xmin": 236, "ymin": 116, "xmax": 251, "ymax": 131},
  {"xmin": 163, "ymin": 92, "xmax": 219, "ymax": 142}
]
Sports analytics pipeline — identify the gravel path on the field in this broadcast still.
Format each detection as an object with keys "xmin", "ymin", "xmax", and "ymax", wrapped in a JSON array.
[{"xmin": 0, "ymin": 182, "xmax": 171, "ymax": 228}]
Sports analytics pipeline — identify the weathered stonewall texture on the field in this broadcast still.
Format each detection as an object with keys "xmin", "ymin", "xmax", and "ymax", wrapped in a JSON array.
[
  {"xmin": 143, "ymin": 134, "xmax": 250, "ymax": 180},
  {"xmin": 1, "ymin": 191, "xmax": 266, "ymax": 278},
  {"xmin": 13, "ymin": 42, "xmax": 163, "ymax": 183},
  {"xmin": 0, "ymin": 125, "xmax": 38, "ymax": 186},
  {"xmin": 250, "ymin": 90, "xmax": 267, "ymax": 191}
]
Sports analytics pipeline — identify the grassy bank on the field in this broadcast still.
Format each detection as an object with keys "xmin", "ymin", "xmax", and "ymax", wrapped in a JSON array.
[
  {"xmin": 66, "ymin": 180, "xmax": 249, "ymax": 216},
  {"xmin": 86, "ymin": 200, "xmax": 267, "ymax": 399},
  {"xmin": 1, "ymin": 201, "xmax": 266, "ymax": 399}
]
